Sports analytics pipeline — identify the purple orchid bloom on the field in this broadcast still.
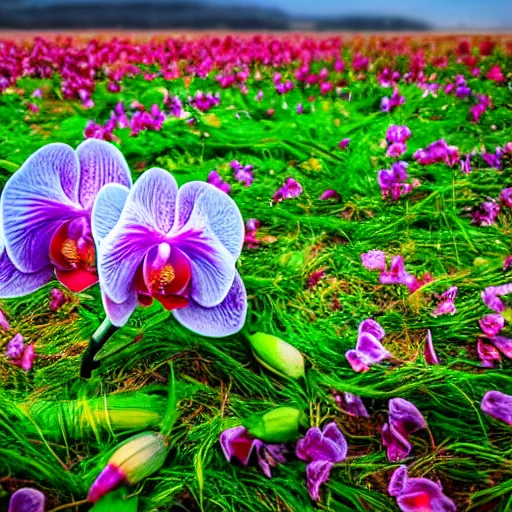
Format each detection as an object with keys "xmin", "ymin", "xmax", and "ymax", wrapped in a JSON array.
[
  {"xmin": 8, "ymin": 488, "xmax": 45, "ymax": 512},
  {"xmin": 481, "ymin": 390, "xmax": 512, "ymax": 425},
  {"xmin": 334, "ymin": 391, "xmax": 370, "ymax": 418},
  {"xmin": 92, "ymin": 168, "xmax": 247, "ymax": 336},
  {"xmin": 386, "ymin": 125, "xmax": 412, "ymax": 144},
  {"xmin": 346, "ymin": 318, "xmax": 392, "ymax": 372},
  {"xmin": 296, "ymin": 422, "xmax": 348, "ymax": 501},
  {"xmin": 389, "ymin": 465, "xmax": 456, "ymax": 512},
  {"xmin": 480, "ymin": 314, "xmax": 505, "ymax": 338},
  {"xmin": 361, "ymin": 250, "xmax": 387, "ymax": 271},
  {"xmin": 431, "ymin": 286, "xmax": 458, "ymax": 317},
  {"xmin": 477, "ymin": 338, "xmax": 501, "ymax": 368},
  {"xmin": 424, "ymin": 330, "xmax": 439, "ymax": 365},
  {"xmin": 382, "ymin": 398, "xmax": 426, "ymax": 462},
  {"xmin": 220, "ymin": 425, "xmax": 287, "ymax": 478},
  {"xmin": 0, "ymin": 141, "xmax": 131, "ymax": 297}
]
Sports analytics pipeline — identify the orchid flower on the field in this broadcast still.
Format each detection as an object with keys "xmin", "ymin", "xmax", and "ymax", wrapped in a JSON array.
[
  {"xmin": 8, "ymin": 488, "xmax": 45, "ymax": 512},
  {"xmin": 389, "ymin": 465, "xmax": 456, "ymax": 512},
  {"xmin": 296, "ymin": 422, "xmax": 348, "ymax": 501},
  {"xmin": 220, "ymin": 425, "xmax": 287, "ymax": 478},
  {"xmin": 0, "ymin": 140, "xmax": 131, "ymax": 297},
  {"xmin": 92, "ymin": 168, "xmax": 247, "ymax": 336},
  {"xmin": 382, "ymin": 398, "xmax": 427, "ymax": 462},
  {"xmin": 345, "ymin": 318, "xmax": 392, "ymax": 372}
]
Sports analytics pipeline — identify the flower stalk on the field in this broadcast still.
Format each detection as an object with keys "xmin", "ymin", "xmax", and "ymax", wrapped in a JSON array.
[{"xmin": 80, "ymin": 317, "xmax": 119, "ymax": 378}]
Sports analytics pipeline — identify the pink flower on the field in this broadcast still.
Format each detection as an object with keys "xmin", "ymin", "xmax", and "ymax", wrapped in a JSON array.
[
  {"xmin": 379, "ymin": 255, "xmax": 424, "ymax": 293},
  {"xmin": 361, "ymin": 250, "xmax": 386, "ymax": 271},
  {"xmin": 486, "ymin": 65, "xmax": 504, "ymax": 83},
  {"xmin": 479, "ymin": 314, "xmax": 505, "ymax": 337},
  {"xmin": 49, "ymin": 288, "xmax": 66, "ymax": 312},
  {"xmin": 0, "ymin": 309, "xmax": 10, "ymax": 331},
  {"xmin": 244, "ymin": 219, "xmax": 261, "ymax": 249},
  {"xmin": 338, "ymin": 138, "xmax": 350, "ymax": 150},
  {"xmin": 472, "ymin": 199, "xmax": 500, "ymax": 226},
  {"xmin": 424, "ymin": 330, "xmax": 439, "ymax": 365},
  {"xmin": 500, "ymin": 188, "xmax": 512, "ymax": 208},
  {"xmin": 308, "ymin": 269, "xmax": 326, "ymax": 289},
  {"xmin": 460, "ymin": 154, "xmax": 472, "ymax": 174},
  {"xmin": 5, "ymin": 333, "xmax": 35, "ymax": 372},
  {"xmin": 207, "ymin": 171, "xmax": 231, "ymax": 194},
  {"xmin": 386, "ymin": 143, "xmax": 407, "ymax": 158},
  {"xmin": 273, "ymin": 178, "xmax": 302, "ymax": 202},
  {"xmin": 431, "ymin": 287, "xmax": 458, "ymax": 317},
  {"xmin": 319, "ymin": 189, "xmax": 340, "ymax": 201},
  {"xmin": 482, "ymin": 283, "xmax": 512, "ymax": 313},
  {"xmin": 477, "ymin": 338, "xmax": 501, "ymax": 368}
]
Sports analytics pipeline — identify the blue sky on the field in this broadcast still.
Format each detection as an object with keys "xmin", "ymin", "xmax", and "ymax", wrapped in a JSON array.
[{"xmin": 20, "ymin": 0, "xmax": 512, "ymax": 29}]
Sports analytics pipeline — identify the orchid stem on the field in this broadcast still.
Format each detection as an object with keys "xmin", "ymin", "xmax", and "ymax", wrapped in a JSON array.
[
  {"xmin": 80, "ymin": 317, "xmax": 118, "ymax": 379},
  {"xmin": 48, "ymin": 499, "xmax": 89, "ymax": 512}
]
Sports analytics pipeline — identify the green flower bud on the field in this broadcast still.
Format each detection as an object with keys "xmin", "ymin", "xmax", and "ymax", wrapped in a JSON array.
[
  {"xmin": 243, "ymin": 406, "xmax": 307, "ymax": 443},
  {"xmin": 88, "ymin": 432, "xmax": 168, "ymax": 502},
  {"xmin": 246, "ymin": 332, "xmax": 305, "ymax": 379}
]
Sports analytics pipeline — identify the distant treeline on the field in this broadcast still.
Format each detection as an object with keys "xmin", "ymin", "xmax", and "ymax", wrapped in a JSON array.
[{"xmin": 0, "ymin": 2, "xmax": 431, "ymax": 31}]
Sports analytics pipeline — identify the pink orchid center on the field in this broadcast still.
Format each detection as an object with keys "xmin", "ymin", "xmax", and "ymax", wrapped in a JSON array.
[
  {"xmin": 136, "ymin": 243, "xmax": 191, "ymax": 311},
  {"xmin": 49, "ymin": 218, "xmax": 98, "ymax": 293}
]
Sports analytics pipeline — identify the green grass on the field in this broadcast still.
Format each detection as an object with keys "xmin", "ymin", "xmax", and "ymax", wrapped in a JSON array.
[{"xmin": 1, "ymin": 41, "xmax": 512, "ymax": 511}]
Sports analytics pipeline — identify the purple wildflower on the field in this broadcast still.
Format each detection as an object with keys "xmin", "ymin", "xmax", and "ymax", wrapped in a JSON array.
[
  {"xmin": 379, "ymin": 255, "xmax": 426, "ymax": 293},
  {"xmin": 361, "ymin": 250, "xmax": 387, "ymax": 271},
  {"xmin": 386, "ymin": 143, "xmax": 407, "ymax": 158},
  {"xmin": 386, "ymin": 126, "xmax": 412, "ymax": 144},
  {"xmin": 5, "ymin": 333, "xmax": 24, "ymax": 359},
  {"xmin": 244, "ymin": 219, "xmax": 261, "ymax": 249},
  {"xmin": 382, "ymin": 398, "xmax": 427, "ymax": 462},
  {"xmin": 345, "ymin": 318, "xmax": 392, "ymax": 372},
  {"xmin": 431, "ymin": 287, "xmax": 458, "ymax": 317},
  {"xmin": 0, "ymin": 308, "xmax": 10, "ymax": 331},
  {"xmin": 92, "ymin": 168, "xmax": 247, "ymax": 336},
  {"xmin": 5, "ymin": 333, "xmax": 35, "ymax": 372},
  {"xmin": 334, "ymin": 392, "xmax": 370, "ymax": 418},
  {"xmin": 500, "ymin": 188, "xmax": 512, "ymax": 208},
  {"xmin": 8, "ymin": 488, "xmax": 45, "ymax": 512},
  {"xmin": 481, "ymin": 390, "xmax": 512, "ymax": 425},
  {"xmin": 503, "ymin": 256, "xmax": 512, "ymax": 271},
  {"xmin": 472, "ymin": 199, "xmax": 500, "ymax": 226},
  {"xmin": 319, "ymin": 189, "xmax": 340, "ymax": 201},
  {"xmin": 207, "ymin": 170, "xmax": 231, "ymax": 194},
  {"xmin": 338, "ymin": 138, "xmax": 350, "ymax": 150},
  {"xmin": 424, "ymin": 330, "xmax": 439, "ymax": 365},
  {"xmin": 32, "ymin": 89, "xmax": 42, "ymax": 98},
  {"xmin": 273, "ymin": 178, "xmax": 302, "ymax": 202},
  {"xmin": 381, "ymin": 87, "xmax": 405, "ymax": 112},
  {"xmin": 479, "ymin": 314, "xmax": 505, "ymax": 338},
  {"xmin": 482, "ymin": 149, "xmax": 502, "ymax": 170},
  {"xmin": 477, "ymin": 338, "xmax": 501, "ymax": 368},
  {"xmin": 49, "ymin": 288, "xmax": 66, "ymax": 312},
  {"xmin": 296, "ymin": 422, "xmax": 348, "ymax": 501},
  {"xmin": 460, "ymin": 154, "xmax": 472, "ymax": 174},
  {"xmin": 233, "ymin": 163, "xmax": 254, "ymax": 187},
  {"xmin": 220, "ymin": 426, "xmax": 287, "ymax": 478},
  {"xmin": 482, "ymin": 283, "xmax": 512, "ymax": 313},
  {"xmin": 413, "ymin": 139, "xmax": 459, "ymax": 167},
  {"xmin": 388, "ymin": 465, "xmax": 456, "ymax": 512}
]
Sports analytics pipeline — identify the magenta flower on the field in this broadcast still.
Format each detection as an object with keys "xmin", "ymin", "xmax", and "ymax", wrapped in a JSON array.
[
  {"xmin": 345, "ymin": 318, "xmax": 392, "ymax": 373},
  {"xmin": 319, "ymin": 189, "xmax": 340, "ymax": 201},
  {"xmin": 472, "ymin": 199, "xmax": 500, "ymax": 226},
  {"xmin": 413, "ymin": 139, "xmax": 459, "ymax": 167},
  {"xmin": 490, "ymin": 335, "xmax": 512, "ymax": 359},
  {"xmin": 382, "ymin": 398, "xmax": 427, "ymax": 462},
  {"xmin": 8, "ymin": 488, "xmax": 45, "ymax": 512},
  {"xmin": 361, "ymin": 250, "xmax": 386, "ymax": 271},
  {"xmin": 386, "ymin": 125, "xmax": 412, "ymax": 144},
  {"xmin": 379, "ymin": 255, "xmax": 420, "ymax": 292},
  {"xmin": 231, "ymin": 161, "xmax": 254, "ymax": 187},
  {"xmin": 5, "ymin": 333, "xmax": 35, "ymax": 372},
  {"xmin": 207, "ymin": 171, "xmax": 231, "ymax": 194},
  {"xmin": 424, "ymin": 330, "xmax": 439, "ymax": 365},
  {"xmin": 334, "ymin": 392, "xmax": 370, "ymax": 418},
  {"xmin": 479, "ymin": 314, "xmax": 505, "ymax": 338},
  {"xmin": 386, "ymin": 143, "xmax": 407, "ymax": 158},
  {"xmin": 482, "ymin": 149, "xmax": 502, "ymax": 170},
  {"xmin": 244, "ymin": 218, "xmax": 261, "ymax": 249},
  {"xmin": 49, "ymin": 288, "xmax": 66, "ymax": 312},
  {"xmin": 486, "ymin": 65, "xmax": 504, "ymax": 82},
  {"xmin": 338, "ymin": 138, "xmax": 350, "ymax": 150},
  {"xmin": 481, "ymin": 390, "xmax": 512, "ymax": 425},
  {"xmin": 504, "ymin": 256, "xmax": 512, "ymax": 271},
  {"xmin": 481, "ymin": 283, "xmax": 512, "ymax": 313},
  {"xmin": 0, "ymin": 141, "xmax": 131, "ymax": 297},
  {"xmin": 0, "ymin": 308, "xmax": 10, "ymax": 331},
  {"xmin": 477, "ymin": 338, "xmax": 501, "ymax": 368},
  {"xmin": 500, "ymin": 188, "xmax": 512, "ymax": 208},
  {"xmin": 273, "ymin": 178, "xmax": 302, "ymax": 202},
  {"xmin": 389, "ymin": 465, "xmax": 456, "ymax": 512},
  {"xmin": 92, "ymin": 168, "xmax": 247, "ymax": 336},
  {"xmin": 308, "ymin": 269, "xmax": 326, "ymax": 289},
  {"xmin": 220, "ymin": 425, "xmax": 287, "ymax": 478},
  {"xmin": 381, "ymin": 87, "xmax": 405, "ymax": 112},
  {"xmin": 296, "ymin": 422, "xmax": 348, "ymax": 501},
  {"xmin": 431, "ymin": 286, "xmax": 458, "ymax": 317},
  {"xmin": 460, "ymin": 154, "xmax": 472, "ymax": 174}
]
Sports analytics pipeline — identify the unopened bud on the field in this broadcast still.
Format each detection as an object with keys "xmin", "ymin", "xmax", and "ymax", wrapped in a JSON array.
[
  {"xmin": 88, "ymin": 432, "xmax": 167, "ymax": 503},
  {"xmin": 243, "ymin": 406, "xmax": 307, "ymax": 443},
  {"xmin": 246, "ymin": 332, "xmax": 305, "ymax": 379}
]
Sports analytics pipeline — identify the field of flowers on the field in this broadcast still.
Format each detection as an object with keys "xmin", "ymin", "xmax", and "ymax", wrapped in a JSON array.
[{"xmin": 1, "ymin": 32, "xmax": 512, "ymax": 512}]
